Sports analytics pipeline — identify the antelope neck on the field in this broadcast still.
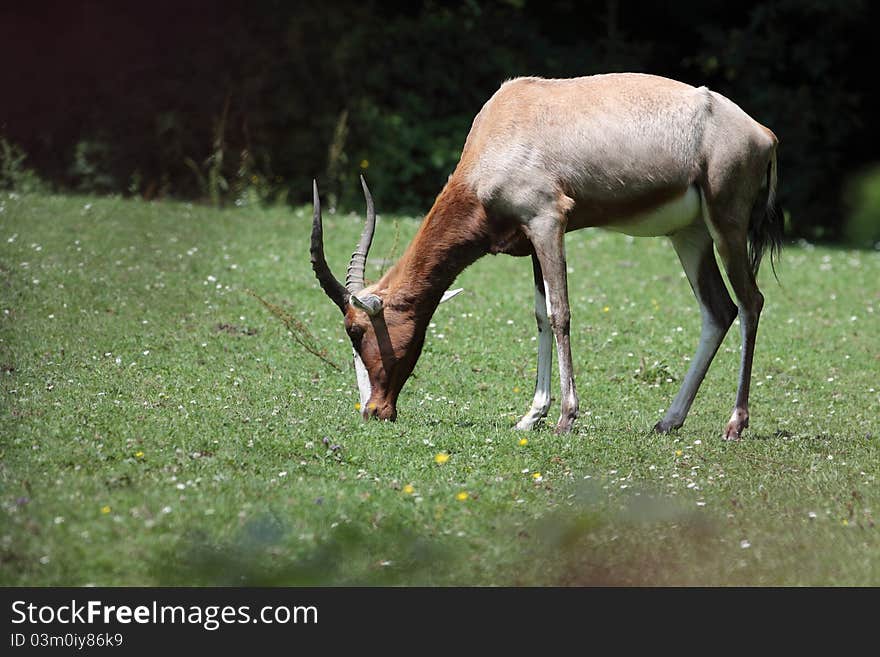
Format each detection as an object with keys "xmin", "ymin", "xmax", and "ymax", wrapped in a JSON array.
[{"xmin": 380, "ymin": 178, "xmax": 489, "ymax": 313}]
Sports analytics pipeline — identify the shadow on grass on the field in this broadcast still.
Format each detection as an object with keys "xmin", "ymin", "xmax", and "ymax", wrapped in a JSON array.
[
  {"xmin": 529, "ymin": 483, "xmax": 720, "ymax": 586},
  {"xmin": 152, "ymin": 482, "xmax": 728, "ymax": 586},
  {"xmin": 151, "ymin": 515, "xmax": 454, "ymax": 586}
]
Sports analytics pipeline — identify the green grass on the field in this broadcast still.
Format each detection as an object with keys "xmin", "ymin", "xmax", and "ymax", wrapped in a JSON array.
[{"xmin": 1, "ymin": 191, "xmax": 878, "ymax": 586}]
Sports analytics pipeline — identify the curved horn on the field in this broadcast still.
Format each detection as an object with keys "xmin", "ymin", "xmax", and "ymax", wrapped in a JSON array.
[
  {"xmin": 310, "ymin": 180, "xmax": 349, "ymax": 313},
  {"xmin": 345, "ymin": 175, "xmax": 377, "ymax": 293}
]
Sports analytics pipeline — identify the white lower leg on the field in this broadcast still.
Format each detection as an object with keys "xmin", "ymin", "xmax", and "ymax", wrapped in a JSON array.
[
  {"xmin": 516, "ymin": 280, "xmax": 553, "ymax": 430},
  {"xmin": 551, "ymin": 291, "xmax": 579, "ymax": 429},
  {"xmin": 556, "ymin": 359, "xmax": 579, "ymax": 427},
  {"xmin": 516, "ymin": 387, "xmax": 551, "ymax": 430}
]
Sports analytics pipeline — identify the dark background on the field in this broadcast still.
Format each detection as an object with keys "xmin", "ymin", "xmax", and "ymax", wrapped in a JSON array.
[{"xmin": 1, "ymin": 0, "xmax": 877, "ymax": 241}]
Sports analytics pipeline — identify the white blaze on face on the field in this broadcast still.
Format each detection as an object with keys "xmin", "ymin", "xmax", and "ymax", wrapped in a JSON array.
[{"xmin": 352, "ymin": 348, "xmax": 372, "ymax": 410}]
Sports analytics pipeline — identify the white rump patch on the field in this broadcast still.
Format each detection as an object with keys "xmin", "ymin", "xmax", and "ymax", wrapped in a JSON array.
[
  {"xmin": 606, "ymin": 185, "xmax": 701, "ymax": 237},
  {"xmin": 352, "ymin": 348, "xmax": 372, "ymax": 409}
]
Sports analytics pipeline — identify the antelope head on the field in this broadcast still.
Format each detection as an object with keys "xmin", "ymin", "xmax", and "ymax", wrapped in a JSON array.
[{"xmin": 310, "ymin": 176, "xmax": 461, "ymax": 421}]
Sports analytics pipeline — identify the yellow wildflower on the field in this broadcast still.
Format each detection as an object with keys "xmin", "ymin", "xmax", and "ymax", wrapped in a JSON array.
[
  {"xmin": 675, "ymin": 449, "xmax": 683, "ymax": 457},
  {"xmin": 434, "ymin": 452, "xmax": 450, "ymax": 465},
  {"xmin": 101, "ymin": 505, "xmax": 111, "ymax": 514},
  {"xmin": 518, "ymin": 438, "xmax": 528, "ymax": 446},
  {"xmin": 355, "ymin": 402, "xmax": 361, "ymax": 411},
  {"xmin": 402, "ymin": 484, "xmax": 415, "ymax": 495},
  {"xmin": 135, "ymin": 451, "xmax": 144, "ymax": 458},
  {"xmin": 455, "ymin": 491, "xmax": 469, "ymax": 501}
]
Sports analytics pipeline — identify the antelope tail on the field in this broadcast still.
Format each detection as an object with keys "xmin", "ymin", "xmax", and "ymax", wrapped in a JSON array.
[{"xmin": 747, "ymin": 147, "xmax": 783, "ymax": 279}]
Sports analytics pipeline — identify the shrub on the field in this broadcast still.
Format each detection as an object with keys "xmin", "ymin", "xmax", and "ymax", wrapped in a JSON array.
[
  {"xmin": 0, "ymin": 137, "xmax": 47, "ymax": 194},
  {"xmin": 843, "ymin": 166, "xmax": 880, "ymax": 248}
]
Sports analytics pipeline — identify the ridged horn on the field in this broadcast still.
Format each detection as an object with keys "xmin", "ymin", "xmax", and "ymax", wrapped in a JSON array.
[
  {"xmin": 345, "ymin": 175, "xmax": 376, "ymax": 293},
  {"xmin": 310, "ymin": 180, "xmax": 349, "ymax": 313}
]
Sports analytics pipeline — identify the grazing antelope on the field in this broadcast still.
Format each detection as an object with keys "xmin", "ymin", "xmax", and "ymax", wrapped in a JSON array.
[{"xmin": 310, "ymin": 73, "xmax": 781, "ymax": 439}]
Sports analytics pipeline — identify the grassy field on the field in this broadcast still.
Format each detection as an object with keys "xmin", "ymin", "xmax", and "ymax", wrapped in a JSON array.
[{"xmin": 1, "ymin": 191, "xmax": 878, "ymax": 586}]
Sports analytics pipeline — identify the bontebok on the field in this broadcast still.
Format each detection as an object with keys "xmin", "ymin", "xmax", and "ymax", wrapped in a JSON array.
[{"xmin": 310, "ymin": 73, "xmax": 781, "ymax": 439}]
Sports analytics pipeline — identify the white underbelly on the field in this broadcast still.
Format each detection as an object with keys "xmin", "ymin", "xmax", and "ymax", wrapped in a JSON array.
[{"xmin": 604, "ymin": 185, "xmax": 701, "ymax": 237}]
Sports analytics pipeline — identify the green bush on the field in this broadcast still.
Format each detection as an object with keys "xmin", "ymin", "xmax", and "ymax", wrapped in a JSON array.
[
  {"xmin": 843, "ymin": 166, "xmax": 880, "ymax": 247},
  {"xmin": 0, "ymin": 137, "xmax": 47, "ymax": 194},
  {"xmin": 68, "ymin": 140, "xmax": 117, "ymax": 192}
]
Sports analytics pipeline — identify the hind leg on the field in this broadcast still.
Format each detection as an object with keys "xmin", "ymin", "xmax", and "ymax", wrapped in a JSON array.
[
  {"xmin": 705, "ymin": 206, "xmax": 765, "ymax": 441},
  {"xmin": 654, "ymin": 223, "xmax": 737, "ymax": 433}
]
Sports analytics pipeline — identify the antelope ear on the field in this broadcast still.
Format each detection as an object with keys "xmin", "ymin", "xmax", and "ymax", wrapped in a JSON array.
[
  {"xmin": 350, "ymin": 293, "xmax": 384, "ymax": 317},
  {"xmin": 439, "ymin": 288, "xmax": 464, "ymax": 304}
]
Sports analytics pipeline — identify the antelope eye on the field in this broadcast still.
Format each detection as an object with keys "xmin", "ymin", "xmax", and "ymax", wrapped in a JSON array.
[{"xmin": 347, "ymin": 324, "xmax": 365, "ymax": 343}]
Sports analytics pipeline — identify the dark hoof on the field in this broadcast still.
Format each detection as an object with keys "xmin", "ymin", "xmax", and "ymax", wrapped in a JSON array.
[
  {"xmin": 555, "ymin": 417, "xmax": 576, "ymax": 434},
  {"xmin": 653, "ymin": 420, "xmax": 681, "ymax": 434},
  {"xmin": 723, "ymin": 423, "xmax": 744, "ymax": 441},
  {"xmin": 723, "ymin": 409, "xmax": 749, "ymax": 441}
]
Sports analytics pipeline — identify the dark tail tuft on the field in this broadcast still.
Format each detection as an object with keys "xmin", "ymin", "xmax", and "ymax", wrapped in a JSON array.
[{"xmin": 747, "ymin": 149, "xmax": 783, "ymax": 280}]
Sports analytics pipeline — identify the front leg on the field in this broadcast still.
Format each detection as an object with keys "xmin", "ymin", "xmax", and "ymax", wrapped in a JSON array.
[
  {"xmin": 526, "ymin": 212, "xmax": 579, "ymax": 434},
  {"xmin": 516, "ymin": 253, "xmax": 553, "ymax": 430}
]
